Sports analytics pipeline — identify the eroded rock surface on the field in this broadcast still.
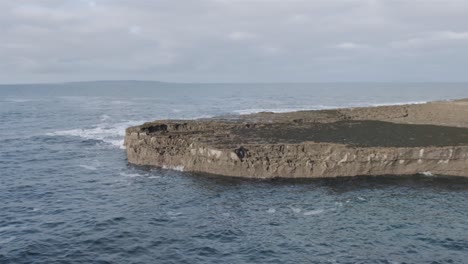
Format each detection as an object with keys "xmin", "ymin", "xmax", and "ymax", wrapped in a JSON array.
[{"xmin": 125, "ymin": 99, "xmax": 468, "ymax": 178}]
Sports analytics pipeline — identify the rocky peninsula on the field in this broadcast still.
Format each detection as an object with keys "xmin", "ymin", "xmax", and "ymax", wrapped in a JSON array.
[{"xmin": 125, "ymin": 99, "xmax": 468, "ymax": 178}]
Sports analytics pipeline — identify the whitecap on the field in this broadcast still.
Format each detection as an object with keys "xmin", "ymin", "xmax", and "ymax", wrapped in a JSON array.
[
  {"xmin": 46, "ymin": 120, "xmax": 143, "ymax": 149},
  {"xmin": 232, "ymin": 101, "xmax": 429, "ymax": 115},
  {"xmin": 185, "ymin": 114, "xmax": 215, "ymax": 120},
  {"xmin": 290, "ymin": 207, "xmax": 302, "ymax": 213},
  {"xmin": 110, "ymin": 100, "xmax": 133, "ymax": 105},
  {"xmin": 167, "ymin": 211, "xmax": 183, "ymax": 216},
  {"xmin": 100, "ymin": 114, "xmax": 111, "ymax": 121},
  {"xmin": 5, "ymin": 98, "xmax": 34, "ymax": 103},
  {"xmin": 120, "ymin": 172, "xmax": 145, "ymax": 178},
  {"xmin": 233, "ymin": 106, "xmax": 335, "ymax": 115},
  {"xmin": 148, "ymin": 176, "xmax": 161, "ymax": 179},
  {"xmin": 267, "ymin": 208, "xmax": 276, "ymax": 214},
  {"xmin": 107, "ymin": 139, "xmax": 126, "ymax": 149},
  {"xmin": 303, "ymin": 209, "xmax": 325, "ymax": 216},
  {"xmin": 79, "ymin": 165, "xmax": 98, "ymax": 171},
  {"xmin": 367, "ymin": 101, "xmax": 427, "ymax": 107},
  {"xmin": 357, "ymin": 197, "xmax": 366, "ymax": 201}
]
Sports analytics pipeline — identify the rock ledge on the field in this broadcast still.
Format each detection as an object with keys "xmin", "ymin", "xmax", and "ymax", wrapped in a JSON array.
[{"xmin": 125, "ymin": 99, "xmax": 468, "ymax": 178}]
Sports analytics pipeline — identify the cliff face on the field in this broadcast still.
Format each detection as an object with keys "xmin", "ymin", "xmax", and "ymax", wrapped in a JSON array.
[{"xmin": 125, "ymin": 100, "xmax": 468, "ymax": 178}]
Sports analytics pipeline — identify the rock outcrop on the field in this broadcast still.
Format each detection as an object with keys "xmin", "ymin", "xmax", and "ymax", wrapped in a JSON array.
[{"xmin": 125, "ymin": 99, "xmax": 468, "ymax": 178}]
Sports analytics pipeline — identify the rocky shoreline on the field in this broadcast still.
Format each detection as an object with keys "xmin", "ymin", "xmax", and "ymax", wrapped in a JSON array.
[{"xmin": 125, "ymin": 99, "xmax": 468, "ymax": 178}]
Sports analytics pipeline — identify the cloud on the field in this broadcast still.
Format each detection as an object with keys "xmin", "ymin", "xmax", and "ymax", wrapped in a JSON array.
[
  {"xmin": 1, "ymin": 1, "xmax": 468, "ymax": 82},
  {"xmin": 129, "ymin": 26, "xmax": 142, "ymax": 35},
  {"xmin": 287, "ymin": 14, "xmax": 310, "ymax": 24},
  {"xmin": 334, "ymin": 42, "xmax": 369, "ymax": 50},
  {"xmin": 434, "ymin": 31, "xmax": 468, "ymax": 40},
  {"xmin": 88, "ymin": 1, "xmax": 96, "ymax": 8},
  {"xmin": 391, "ymin": 31, "xmax": 468, "ymax": 48},
  {"xmin": 227, "ymin": 31, "xmax": 257, "ymax": 41}
]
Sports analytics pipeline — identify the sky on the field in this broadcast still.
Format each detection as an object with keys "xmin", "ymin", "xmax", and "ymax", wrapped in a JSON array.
[{"xmin": 1, "ymin": 0, "xmax": 468, "ymax": 83}]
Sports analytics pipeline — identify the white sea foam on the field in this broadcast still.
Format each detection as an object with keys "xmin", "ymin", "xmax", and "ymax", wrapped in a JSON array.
[
  {"xmin": 100, "ymin": 114, "xmax": 111, "ymax": 121},
  {"xmin": 233, "ymin": 101, "xmax": 428, "ymax": 115},
  {"xmin": 358, "ymin": 197, "xmax": 367, "ymax": 201},
  {"xmin": 5, "ymin": 98, "xmax": 35, "ymax": 103},
  {"xmin": 290, "ymin": 207, "xmax": 302, "ymax": 213},
  {"xmin": 233, "ymin": 106, "xmax": 336, "ymax": 115},
  {"xmin": 120, "ymin": 172, "xmax": 145, "ymax": 178},
  {"xmin": 46, "ymin": 120, "xmax": 143, "ymax": 149},
  {"xmin": 267, "ymin": 208, "xmax": 276, "ymax": 214},
  {"xmin": 107, "ymin": 139, "xmax": 125, "ymax": 149},
  {"xmin": 167, "ymin": 211, "xmax": 183, "ymax": 216},
  {"xmin": 186, "ymin": 114, "xmax": 215, "ymax": 120},
  {"xmin": 148, "ymin": 176, "xmax": 161, "ymax": 179},
  {"xmin": 162, "ymin": 165, "xmax": 185, "ymax": 172},
  {"xmin": 303, "ymin": 209, "xmax": 325, "ymax": 216},
  {"xmin": 79, "ymin": 165, "xmax": 98, "ymax": 171},
  {"xmin": 420, "ymin": 171, "xmax": 435, "ymax": 177},
  {"xmin": 367, "ymin": 101, "xmax": 427, "ymax": 107}
]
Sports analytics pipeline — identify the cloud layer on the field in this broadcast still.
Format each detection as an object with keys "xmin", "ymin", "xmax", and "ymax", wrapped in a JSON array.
[{"xmin": 1, "ymin": 0, "xmax": 468, "ymax": 83}]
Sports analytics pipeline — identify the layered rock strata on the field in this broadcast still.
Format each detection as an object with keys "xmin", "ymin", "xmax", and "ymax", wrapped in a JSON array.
[{"xmin": 125, "ymin": 99, "xmax": 468, "ymax": 178}]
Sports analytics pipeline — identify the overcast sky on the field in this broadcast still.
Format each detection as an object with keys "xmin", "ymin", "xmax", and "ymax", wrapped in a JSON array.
[{"xmin": 1, "ymin": 0, "xmax": 468, "ymax": 83}]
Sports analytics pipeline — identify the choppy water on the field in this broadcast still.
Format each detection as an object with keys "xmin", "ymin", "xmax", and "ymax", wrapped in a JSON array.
[{"xmin": 1, "ymin": 82, "xmax": 468, "ymax": 263}]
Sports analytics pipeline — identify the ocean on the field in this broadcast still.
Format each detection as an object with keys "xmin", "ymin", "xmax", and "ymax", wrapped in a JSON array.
[{"xmin": 1, "ymin": 82, "xmax": 468, "ymax": 263}]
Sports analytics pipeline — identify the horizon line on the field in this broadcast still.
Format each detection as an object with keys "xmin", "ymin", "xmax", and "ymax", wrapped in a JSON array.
[{"xmin": 2, "ymin": 80, "xmax": 468, "ymax": 86}]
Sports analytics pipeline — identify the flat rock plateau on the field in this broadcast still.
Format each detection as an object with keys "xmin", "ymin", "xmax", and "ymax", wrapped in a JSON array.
[{"xmin": 125, "ymin": 99, "xmax": 468, "ymax": 178}]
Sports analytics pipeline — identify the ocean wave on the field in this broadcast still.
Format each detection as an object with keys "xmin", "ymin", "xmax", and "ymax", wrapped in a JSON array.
[
  {"xmin": 0, "ymin": 236, "xmax": 16, "ymax": 244},
  {"xmin": 4, "ymin": 98, "xmax": 36, "ymax": 103},
  {"xmin": 420, "ymin": 171, "xmax": 435, "ymax": 177},
  {"xmin": 162, "ymin": 165, "xmax": 185, "ymax": 172},
  {"xmin": 303, "ymin": 209, "xmax": 325, "ymax": 216},
  {"xmin": 232, "ymin": 101, "xmax": 428, "ymax": 115},
  {"xmin": 232, "ymin": 106, "xmax": 337, "ymax": 115},
  {"xmin": 120, "ymin": 172, "xmax": 146, "ymax": 178},
  {"xmin": 100, "ymin": 114, "xmax": 111, "ymax": 121},
  {"xmin": 365, "ymin": 101, "xmax": 427, "ymax": 107},
  {"xmin": 79, "ymin": 165, "xmax": 98, "ymax": 171},
  {"xmin": 289, "ymin": 207, "xmax": 302, "ymax": 213},
  {"xmin": 46, "ymin": 121, "xmax": 143, "ymax": 149}
]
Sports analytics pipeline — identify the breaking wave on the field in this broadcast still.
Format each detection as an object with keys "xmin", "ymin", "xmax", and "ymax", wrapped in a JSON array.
[
  {"xmin": 232, "ymin": 106, "xmax": 338, "ymax": 115},
  {"xmin": 162, "ymin": 165, "xmax": 185, "ymax": 172},
  {"xmin": 120, "ymin": 172, "xmax": 146, "ymax": 178},
  {"xmin": 46, "ymin": 121, "xmax": 143, "ymax": 149},
  {"xmin": 232, "ymin": 101, "xmax": 428, "ymax": 115}
]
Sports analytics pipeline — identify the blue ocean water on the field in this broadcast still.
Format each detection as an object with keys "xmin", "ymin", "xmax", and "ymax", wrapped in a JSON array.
[{"xmin": 1, "ymin": 82, "xmax": 468, "ymax": 264}]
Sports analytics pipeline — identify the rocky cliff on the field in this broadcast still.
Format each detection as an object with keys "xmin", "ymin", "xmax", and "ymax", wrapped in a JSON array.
[{"xmin": 125, "ymin": 99, "xmax": 468, "ymax": 178}]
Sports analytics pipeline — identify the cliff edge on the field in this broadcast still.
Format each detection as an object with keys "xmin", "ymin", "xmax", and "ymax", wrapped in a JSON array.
[{"xmin": 125, "ymin": 99, "xmax": 468, "ymax": 178}]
